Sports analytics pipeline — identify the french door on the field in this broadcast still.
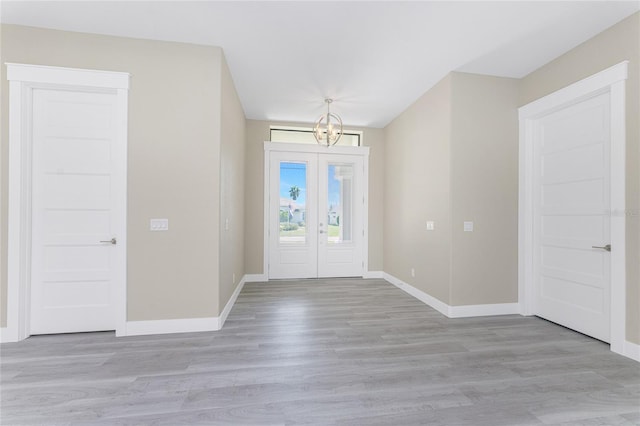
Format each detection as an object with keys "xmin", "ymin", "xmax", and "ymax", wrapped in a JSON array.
[{"xmin": 267, "ymin": 145, "xmax": 368, "ymax": 279}]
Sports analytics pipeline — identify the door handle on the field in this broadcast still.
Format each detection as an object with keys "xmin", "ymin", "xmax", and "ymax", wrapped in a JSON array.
[
  {"xmin": 100, "ymin": 238, "xmax": 117, "ymax": 245},
  {"xmin": 319, "ymin": 230, "xmax": 325, "ymax": 234},
  {"xmin": 592, "ymin": 244, "xmax": 611, "ymax": 252}
]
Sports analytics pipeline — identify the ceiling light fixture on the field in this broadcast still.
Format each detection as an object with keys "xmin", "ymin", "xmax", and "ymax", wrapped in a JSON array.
[{"xmin": 313, "ymin": 98, "xmax": 343, "ymax": 147}]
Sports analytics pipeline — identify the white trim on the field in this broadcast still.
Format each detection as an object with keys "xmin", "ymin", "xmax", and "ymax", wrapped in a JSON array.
[
  {"xmin": 0, "ymin": 328, "xmax": 15, "ymax": 343},
  {"xmin": 124, "ymin": 273, "xmax": 251, "ymax": 337},
  {"xmin": 125, "ymin": 317, "xmax": 220, "ymax": 337},
  {"xmin": 518, "ymin": 62, "xmax": 628, "ymax": 117},
  {"xmin": 383, "ymin": 273, "xmax": 450, "ymax": 317},
  {"xmin": 448, "ymin": 303, "xmax": 520, "ymax": 318},
  {"xmin": 363, "ymin": 271, "xmax": 384, "ymax": 279},
  {"xmin": 264, "ymin": 141, "xmax": 370, "ymax": 156},
  {"xmin": 6, "ymin": 63, "xmax": 129, "ymax": 89},
  {"xmin": 384, "ymin": 273, "xmax": 520, "ymax": 319},
  {"xmin": 219, "ymin": 276, "xmax": 246, "ymax": 328},
  {"xmin": 262, "ymin": 145, "xmax": 270, "ymax": 280},
  {"xmin": 245, "ymin": 273, "xmax": 268, "ymax": 282},
  {"xmin": 623, "ymin": 340, "xmax": 640, "ymax": 362},
  {"xmin": 518, "ymin": 61, "xmax": 628, "ymax": 355},
  {"xmin": 5, "ymin": 63, "xmax": 130, "ymax": 341},
  {"xmin": 608, "ymin": 77, "xmax": 626, "ymax": 355},
  {"xmin": 362, "ymin": 154, "xmax": 370, "ymax": 278}
]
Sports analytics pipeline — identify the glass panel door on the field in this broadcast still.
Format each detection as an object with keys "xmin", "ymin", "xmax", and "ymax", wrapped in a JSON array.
[
  {"xmin": 268, "ymin": 151, "xmax": 317, "ymax": 279},
  {"xmin": 318, "ymin": 155, "xmax": 364, "ymax": 278}
]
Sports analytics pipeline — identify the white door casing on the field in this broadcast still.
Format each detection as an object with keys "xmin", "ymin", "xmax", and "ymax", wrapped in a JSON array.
[
  {"xmin": 264, "ymin": 142, "xmax": 369, "ymax": 280},
  {"xmin": 519, "ymin": 61, "xmax": 627, "ymax": 355},
  {"xmin": 30, "ymin": 88, "xmax": 121, "ymax": 334},
  {"xmin": 5, "ymin": 63, "xmax": 129, "ymax": 342}
]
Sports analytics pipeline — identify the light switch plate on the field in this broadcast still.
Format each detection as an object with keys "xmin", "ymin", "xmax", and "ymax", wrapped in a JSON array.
[
  {"xmin": 463, "ymin": 221, "xmax": 474, "ymax": 232},
  {"xmin": 150, "ymin": 218, "xmax": 169, "ymax": 231},
  {"xmin": 426, "ymin": 221, "xmax": 435, "ymax": 231}
]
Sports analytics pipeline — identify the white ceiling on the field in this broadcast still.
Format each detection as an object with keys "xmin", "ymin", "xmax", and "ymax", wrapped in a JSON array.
[{"xmin": 2, "ymin": 1, "xmax": 639, "ymax": 127}]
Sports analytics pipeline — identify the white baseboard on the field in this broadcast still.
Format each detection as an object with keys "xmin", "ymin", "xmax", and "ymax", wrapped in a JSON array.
[
  {"xmin": 383, "ymin": 272, "xmax": 518, "ymax": 319},
  {"xmin": 449, "ymin": 302, "xmax": 520, "ymax": 318},
  {"xmin": 363, "ymin": 271, "xmax": 384, "ymax": 279},
  {"xmin": 244, "ymin": 273, "xmax": 268, "ymax": 282},
  {"xmin": 0, "ymin": 327, "xmax": 17, "ymax": 343},
  {"xmin": 219, "ymin": 276, "xmax": 246, "ymax": 328},
  {"xmin": 383, "ymin": 272, "xmax": 450, "ymax": 317},
  {"xmin": 124, "ymin": 274, "xmax": 251, "ymax": 337},
  {"xmin": 125, "ymin": 317, "xmax": 220, "ymax": 336},
  {"xmin": 623, "ymin": 340, "xmax": 640, "ymax": 362}
]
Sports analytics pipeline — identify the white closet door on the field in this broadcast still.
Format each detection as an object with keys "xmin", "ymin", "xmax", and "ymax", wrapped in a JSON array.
[
  {"xmin": 534, "ymin": 92, "xmax": 611, "ymax": 342},
  {"xmin": 30, "ymin": 88, "xmax": 121, "ymax": 334}
]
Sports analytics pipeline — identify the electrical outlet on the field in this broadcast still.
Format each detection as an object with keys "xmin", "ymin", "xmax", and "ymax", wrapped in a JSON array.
[
  {"xmin": 426, "ymin": 221, "xmax": 435, "ymax": 231},
  {"xmin": 150, "ymin": 218, "xmax": 169, "ymax": 231},
  {"xmin": 232, "ymin": 273, "xmax": 236, "ymax": 284},
  {"xmin": 411, "ymin": 268, "xmax": 415, "ymax": 277}
]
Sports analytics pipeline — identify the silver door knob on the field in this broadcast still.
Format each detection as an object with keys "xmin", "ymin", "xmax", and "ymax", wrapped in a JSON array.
[
  {"xmin": 592, "ymin": 244, "xmax": 611, "ymax": 252},
  {"xmin": 319, "ymin": 230, "xmax": 325, "ymax": 234},
  {"xmin": 100, "ymin": 238, "xmax": 117, "ymax": 245}
]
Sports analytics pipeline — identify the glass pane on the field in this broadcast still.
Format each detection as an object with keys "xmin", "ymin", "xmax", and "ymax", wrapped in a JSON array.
[
  {"xmin": 271, "ymin": 129, "xmax": 360, "ymax": 146},
  {"xmin": 327, "ymin": 163, "xmax": 354, "ymax": 243},
  {"xmin": 279, "ymin": 162, "xmax": 307, "ymax": 244}
]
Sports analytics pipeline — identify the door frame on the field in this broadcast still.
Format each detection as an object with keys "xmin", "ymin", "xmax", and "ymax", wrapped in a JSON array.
[
  {"xmin": 263, "ymin": 142, "xmax": 370, "ymax": 280},
  {"xmin": 518, "ymin": 61, "xmax": 628, "ymax": 355},
  {"xmin": 4, "ymin": 63, "xmax": 130, "ymax": 342}
]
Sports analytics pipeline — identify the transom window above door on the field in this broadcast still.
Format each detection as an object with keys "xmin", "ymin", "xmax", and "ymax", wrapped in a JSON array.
[{"xmin": 270, "ymin": 126, "xmax": 362, "ymax": 146}]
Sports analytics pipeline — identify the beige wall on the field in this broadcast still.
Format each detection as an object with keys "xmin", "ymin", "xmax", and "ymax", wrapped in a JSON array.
[
  {"xmin": 383, "ymin": 73, "xmax": 519, "ymax": 306},
  {"xmin": 520, "ymin": 12, "xmax": 640, "ymax": 344},
  {"xmin": 244, "ymin": 120, "xmax": 385, "ymax": 275},
  {"xmin": 450, "ymin": 72, "xmax": 519, "ymax": 305},
  {"xmin": 219, "ymin": 54, "xmax": 246, "ymax": 312},
  {"xmin": 383, "ymin": 75, "xmax": 453, "ymax": 304},
  {"xmin": 1, "ymin": 25, "xmax": 226, "ymax": 324}
]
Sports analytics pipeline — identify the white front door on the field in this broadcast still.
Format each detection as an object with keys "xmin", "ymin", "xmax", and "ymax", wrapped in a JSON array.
[
  {"xmin": 269, "ymin": 151, "xmax": 319, "ymax": 279},
  {"xmin": 318, "ymin": 155, "xmax": 364, "ymax": 278},
  {"xmin": 30, "ymin": 88, "xmax": 123, "ymax": 334},
  {"xmin": 268, "ymin": 149, "xmax": 366, "ymax": 279},
  {"xmin": 533, "ymin": 92, "xmax": 611, "ymax": 342}
]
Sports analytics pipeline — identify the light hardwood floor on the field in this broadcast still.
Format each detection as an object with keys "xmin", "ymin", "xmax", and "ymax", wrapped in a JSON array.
[{"xmin": 1, "ymin": 278, "xmax": 639, "ymax": 425}]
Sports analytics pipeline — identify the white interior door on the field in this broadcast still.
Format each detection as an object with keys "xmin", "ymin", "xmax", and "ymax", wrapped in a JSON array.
[
  {"xmin": 268, "ymin": 149, "xmax": 366, "ymax": 279},
  {"xmin": 30, "ymin": 88, "xmax": 122, "ymax": 334},
  {"xmin": 533, "ymin": 92, "xmax": 611, "ymax": 342}
]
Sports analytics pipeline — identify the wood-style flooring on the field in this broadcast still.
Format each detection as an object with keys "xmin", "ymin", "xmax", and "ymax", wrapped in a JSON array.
[{"xmin": 1, "ymin": 278, "xmax": 639, "ymax": 425}]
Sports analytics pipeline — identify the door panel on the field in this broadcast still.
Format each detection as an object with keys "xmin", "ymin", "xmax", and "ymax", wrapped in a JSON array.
[
  {"xmin": 318, "ymin": 156, "xmax": 364, "ymax": 277},
  {"xmin": 269, "ymin": 153, "xmax": 318, "ymax": 279},
  {"xmin": 30, "ymin": 88, "xmax": 119, "ymax": 334},
  {"xmin": 534, "ymin": 92, "xmax": 611, "ymax": 342}
]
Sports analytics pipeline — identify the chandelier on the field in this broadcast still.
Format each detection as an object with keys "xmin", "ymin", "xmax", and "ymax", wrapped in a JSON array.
[{"xmin": 313, "ymin": 98, "xmax": 343, "ymax": 146}]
